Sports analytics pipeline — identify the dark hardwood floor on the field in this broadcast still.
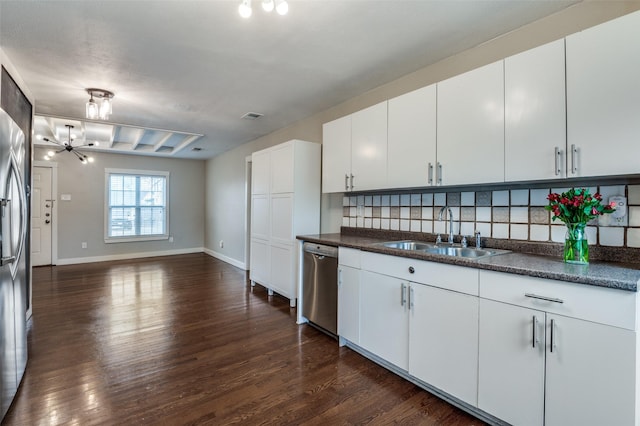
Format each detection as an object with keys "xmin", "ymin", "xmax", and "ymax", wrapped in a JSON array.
[{"xmin": 3, "ymin": 253, "xmax": 485, "ymax": 425}]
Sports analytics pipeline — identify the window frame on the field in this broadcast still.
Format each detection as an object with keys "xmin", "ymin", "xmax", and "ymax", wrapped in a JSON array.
[{"xmin": 104, "ymin": 168, "xmax": 170, "ymax": 243}]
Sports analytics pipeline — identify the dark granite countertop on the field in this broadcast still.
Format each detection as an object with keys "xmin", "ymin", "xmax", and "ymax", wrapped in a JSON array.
[{"xmin": 298, "ymin": 231, "xmax": 640, "ymax": 292}]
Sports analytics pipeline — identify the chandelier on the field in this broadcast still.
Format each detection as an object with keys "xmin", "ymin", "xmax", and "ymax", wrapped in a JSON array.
[
  {"xmin": 43, "ymin": 124, "xmax": 96, "ymax": 164},
  {"xmin": 86, "ymin": 88, "xmax": 114, "ymax": 120},
  {"xmin": 238, "ymin": 0, "xmax": 288, "ymax": 18}
]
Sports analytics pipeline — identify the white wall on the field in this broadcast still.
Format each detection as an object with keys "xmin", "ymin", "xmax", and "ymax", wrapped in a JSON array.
[
  {"xmin": 34, "ymin": 147, "xmax": 206, "ymax": 264},
  {"xmin": 204, "ymin": 3, "xmax": 640, "ymax": 269}
]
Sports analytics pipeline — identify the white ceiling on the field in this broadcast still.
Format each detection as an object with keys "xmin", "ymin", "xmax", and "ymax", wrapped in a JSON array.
[{"xmin": 0, "ymin": 0, "xmax": 578, "ymax": 159}]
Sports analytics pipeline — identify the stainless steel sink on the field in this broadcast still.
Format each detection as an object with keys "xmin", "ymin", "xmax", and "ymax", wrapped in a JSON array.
[
  {"xmin": 379, "ymin": 240, "xmax": 509, "ymax": 259},
  {"xmin": 381, "ymin": 241, "xmax": 433, "ymax": 251}
]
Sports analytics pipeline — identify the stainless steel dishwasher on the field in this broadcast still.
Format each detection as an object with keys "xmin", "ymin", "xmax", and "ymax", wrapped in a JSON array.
[{"xmin": 302, "ymin": 242, "xmax": 338, "ymax": 337}]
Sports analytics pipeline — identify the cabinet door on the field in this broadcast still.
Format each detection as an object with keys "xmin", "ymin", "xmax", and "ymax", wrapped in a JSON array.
[
  {"xmin": 437, "ymin": 61, "xmax": 504, "ymax": 185},
  {"xmin": 351, "ymin": 101, "xmax": 388, "ymax": 191},
  {"xmin": 269, "ymin": 243, "xmax": 293, "ymax": 300},
  {"xmin": 249, "ymin": 239, "xmax": 270, "ymax": 285},
  {"xmin": 544, "ymin": 314, "xmax": 636, "ymax": 426},
  {"xmin": 250, "ymin": 194, "xmax": 269, "ymax": 241},
  {"xmin": 251, "ymin": 149, "xmax": 270, "ymax": 195},
  {"xmin": 359, "ymin": 271, "xmax": 409, "ymax": 370},
  {"xmin": 270, "ymin": 194, "xmax": 293, "ymax": 245},
  {"xmin": 505, "ymin": 39, "xmax": 566, "ymax": 181},
  {"xmin": 338, "ymin": 265, "xmax": 360, "ymax": 344},
  {"xmin": 566, "ymin": 11, "xmax": 640, "ymax": 177},
  {"xmin": 478, "ymin": 299, "xmax": 545, "ymax": 426},
  {"xmin": 270, "ymin": 143, "xmax": 294, "ymax": 194},
  {"xmin": 322, "ymin": 115, "xmax": 351, "ymax": 193},
  {"xmin": 387, "ymin": 85, "xmax": 437, "ymax": 189},
  {"xmin": 409, "ymin": 284, "xmax": 479, "ymax": 406}
]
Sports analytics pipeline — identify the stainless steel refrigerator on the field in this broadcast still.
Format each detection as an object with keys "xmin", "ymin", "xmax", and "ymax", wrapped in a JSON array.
[{"xmin": 0, "ymin": 107, "xmax": 28, "ymax": 420}]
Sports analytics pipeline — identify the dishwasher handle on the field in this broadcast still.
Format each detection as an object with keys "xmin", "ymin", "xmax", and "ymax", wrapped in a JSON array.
[{"xmin": 303, "ymin": 242, "xmax": 338, "ymax": 258}]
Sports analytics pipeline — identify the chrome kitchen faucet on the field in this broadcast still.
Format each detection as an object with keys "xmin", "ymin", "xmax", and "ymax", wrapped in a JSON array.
[{"xmin": 438, "ymin": 205, "xmax": 455, "ymax": 244}]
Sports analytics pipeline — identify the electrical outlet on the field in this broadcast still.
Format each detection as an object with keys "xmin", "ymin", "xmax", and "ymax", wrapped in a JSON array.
[
  {"xmin": 81, "ymin": 242, "xmax": 87, "ymax": 249},
  {"xmin": 169, "ymin": 236, "xmax": 174, "ymax": 243},
  {"xmin": 219, "ymin": 240, "xmax": 224, "ymax": 248}
]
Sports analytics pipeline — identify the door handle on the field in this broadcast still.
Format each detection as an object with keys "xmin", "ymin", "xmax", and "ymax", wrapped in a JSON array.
[
  {"xmin": 1, "ymin": 256, "xmax": 16, "ymax": 266},
  {"xmin": 45, "ymin": 220, "xmax": 51, "ymax": 224}
]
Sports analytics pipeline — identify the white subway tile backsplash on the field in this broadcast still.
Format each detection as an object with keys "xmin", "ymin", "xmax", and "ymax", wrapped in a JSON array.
[
  {"xmin": 492, "ymin": 190, "xmax": 509, "ymax": 206},
  {"xmin": 627, "ymin": 228, "xmax": 640, "ymax": 248},
  {"xmin": 492, "ymin": 223, "xmax": 509, "ymax": 239},
  {"xmin": 341, "ymin": 184, "xmax": 639, "ymax": 250},
  {"xmin": 476, "ymin": 222, "xmax": 491, "ymax": 238},
  {"xmin": 510, "ymin": 190, "xmax": 529, "ymax": 205},
  {"xmin": 461, "ymin": 192, "xmax": 475, "ymax": 206},
  {"xmin": 510, "ymin": 224, "xmax": 529, "ymax": 240},
  {"xmin": 550, "ymin": 225, "xmax": 565, "ymax": 243},
  {"xmin": 629, "ymin": 206, "xmax": 640, "ymax": 227},
  {"xmin": 422, "ymin": 207, "xmax": 433, "ymax": 220},
  {"xmin": 530, "ymin": 189, "xmax": 550, "ymax": 206},
  {"xmin": 530, "ymin": 225, "xmax": 549, "ymax": 242},
  {"xmin": 476, "ymin": 207, "xmax": 491, "ymax": 222},
  {"xmin": 460, "ymin": 222, "xmax": 475, "ymax": 236},
  {"xmin": 510, "ymin": 207, "xmax": 529, "ymax": 223},
  {"xmin": 599, "ymin": 227, "xmax": 624, "ymax": 247},
  {"xmin": 628, "ymin": 185, "xmax": 640, "ymax": 205}
]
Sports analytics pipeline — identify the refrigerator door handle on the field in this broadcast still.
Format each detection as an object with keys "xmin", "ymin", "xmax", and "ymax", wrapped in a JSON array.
[{"xmin": 0, "ymin": 256, "xmax": 16, "ymax": 266}]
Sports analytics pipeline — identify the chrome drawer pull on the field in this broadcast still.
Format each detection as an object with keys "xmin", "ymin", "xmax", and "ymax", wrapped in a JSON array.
[{"xmin": 525, "ymin": 293, "xmax": 564, "ymax": 304}]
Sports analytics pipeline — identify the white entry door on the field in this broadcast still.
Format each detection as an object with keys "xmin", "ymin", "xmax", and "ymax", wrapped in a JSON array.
[{"xmin": 31, "ymin": 166, "xmax": 53, "ymax": 266}]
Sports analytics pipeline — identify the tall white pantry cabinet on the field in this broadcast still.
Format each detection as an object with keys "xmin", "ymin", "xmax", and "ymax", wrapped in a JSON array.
[{"xmin": 249, "ymin": 140, "xmax": 321, "ymax": 307}]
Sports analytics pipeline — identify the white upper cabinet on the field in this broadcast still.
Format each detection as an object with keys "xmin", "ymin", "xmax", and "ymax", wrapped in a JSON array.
[
  {"xmin": 387, "ymin": 85, "xmax": 437, "ymax": 189},
  {"xmin": 505, "ymin": 39, "xmax": 567, "ymax": 181},
  {"xmin": 322, "ymin": 115, "xmax": 351, "ymax": 193},
  {"xmin": 350, "ymin": 101, "xmax": 388, "ymax": 191},
  {"xmin": 270, "ymin": 143, "xmax": 294, "ymax": 193},
  {"xmin": 566, "ymin": 11, "xmax": 640, "ymax": 177},
  {"xmin": 251, "ymin": 149, "xmax": 270, "ymax": 195},
  {"xmin": 437, "ymin": 61, "xmax": 505, "ymax": 186}
]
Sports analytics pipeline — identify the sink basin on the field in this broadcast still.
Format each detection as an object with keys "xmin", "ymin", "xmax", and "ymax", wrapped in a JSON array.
[
  {"xmin": 379, "ymin": 240, "xmax": 509, "ymax": 259},
  {"xmin": 382, "ymin": 241, "xmax": 433, "ymax": 251}
]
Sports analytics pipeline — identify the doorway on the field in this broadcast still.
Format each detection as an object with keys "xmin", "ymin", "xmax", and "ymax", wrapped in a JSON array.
[
  {"xmin": 31, "ymin": 163, "xmax": 57, "ymax": 266},
  {"xmin": 244, "ymin": 156, "xmax": 252, "ymax": 270}
]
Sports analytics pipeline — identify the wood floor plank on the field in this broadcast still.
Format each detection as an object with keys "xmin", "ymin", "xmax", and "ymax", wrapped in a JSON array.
[{"xmin": 3, "ymin": 253, "xmax": 485, "ymax": 425}]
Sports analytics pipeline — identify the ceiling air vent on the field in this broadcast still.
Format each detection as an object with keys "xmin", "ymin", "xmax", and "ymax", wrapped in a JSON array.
[{"xmin": 241, "ymin": 112, "xmax": 264, "ymax": 120}]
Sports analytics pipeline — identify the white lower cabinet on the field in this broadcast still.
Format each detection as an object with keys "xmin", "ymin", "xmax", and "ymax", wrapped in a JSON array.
[
  {"xmin": 409, "ymin": 284, "xmax": 478, "ymax": 406},
  {"xmin": 337, "ymin": 264, "xmax": 360, "ymax": 345},
  {"xmin": 479, "ymin": 270, "xmax": 638, "ymax": 426},
  {"xmin": 478, "ymin": 298, "xmax": 546, "ymax": 426},
  {"xmin": 544, "ymin": 314, "xmax": 635, "ymax": 426},
  {"xmin": 359, "ymin": 271, "xmax": 409, "ymax": 370}
]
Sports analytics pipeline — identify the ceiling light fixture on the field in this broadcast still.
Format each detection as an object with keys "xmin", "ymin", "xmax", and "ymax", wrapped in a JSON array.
[
  {"xmin": 43, "ymin": 124, "xmax": 95, "ymax": 164},
  {"xmin": 239, "ymin": 0, "xmax": 288, "ymax": 18},
  {"xmin": 86, "ymin": 88, "xmax": 114, "ymax": 120}
]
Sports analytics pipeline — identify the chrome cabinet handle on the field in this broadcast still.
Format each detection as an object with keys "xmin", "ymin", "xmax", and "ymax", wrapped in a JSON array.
[
  {"xmin": 570, "ymin": 144, "xmax": 578, "ymax": 174},
  {"xmin": 338, "ymin": 268, "xmax": 342, "ymax": 286},
  {"xmin": 344, "ymin": 174, "xmax": 349, "ymax": 191},
  {"xmin": 532, "ymin": 315, "xmax": 538, "ymax": 348},
  {"xmin": 437, "ymin": 162, "xmax": 443, "ymax": 185},
  {"xmin": 525, "ymin": 293, "xmax": 564, "ymax": 304},
  {"xmin": 550, "ymin": 318, "xmax": 556, "ymax": 353},
  {"xmin": 400, "ymin": 283, "xmax": 407, "ymax": 306},
  {"xmin": 350, "ymin": 174, "xmax": 354, "ymax": 191},
  {"xmin": 554, "ymin": 147, "xmax": 562, "ymax": 176},
  {"xmin": 428, "ymin": 163, "xmax": 434, "ymax": 185}
]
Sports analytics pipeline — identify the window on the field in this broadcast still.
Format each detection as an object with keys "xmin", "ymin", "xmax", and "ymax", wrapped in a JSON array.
[{"xmin": 105, "ymin": 169, "xmax": 169, "ymax": 242}]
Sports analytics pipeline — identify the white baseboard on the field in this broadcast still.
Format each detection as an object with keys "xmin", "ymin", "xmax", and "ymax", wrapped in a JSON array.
[
  {"xmin": 56, "ymin": 247, "xmax": 205, "ymax": 265},
  {"xmin": 203, "ymin": 248, "xmax": 247, "ymax": 270}
]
